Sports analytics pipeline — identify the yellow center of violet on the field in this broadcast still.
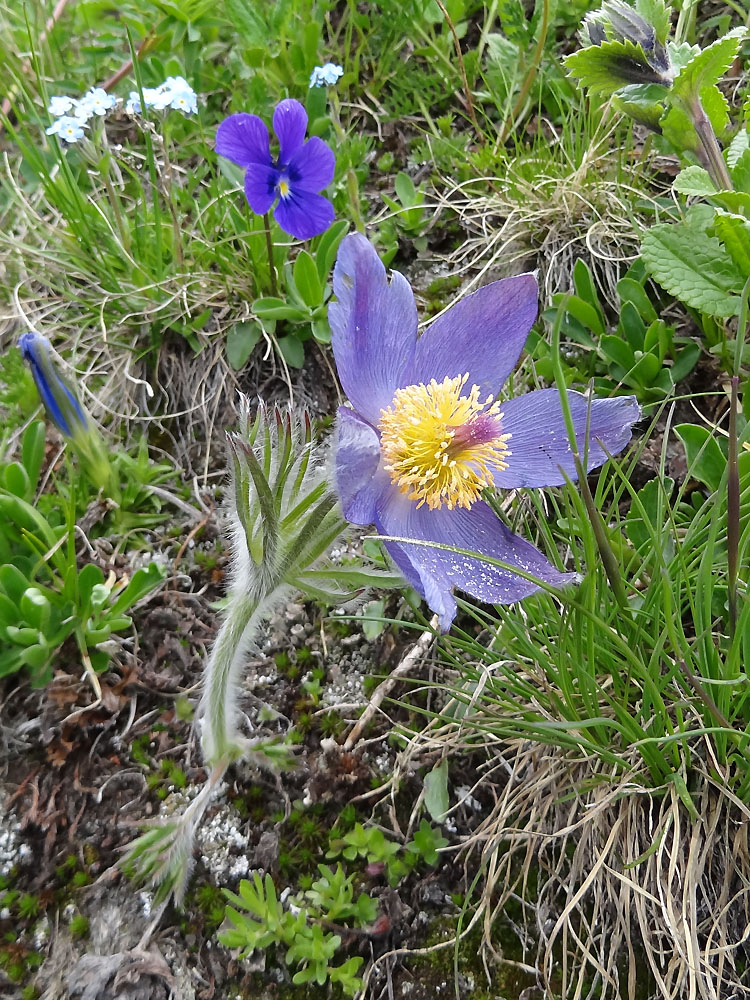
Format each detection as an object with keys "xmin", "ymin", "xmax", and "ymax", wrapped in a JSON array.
[
  {"xmin": 278, "ymin": 179, "xmax": 290, "ymax": 198},
  {"xmin": 378, "ymin": 373, "xmax": 512, "ymax": 511}
]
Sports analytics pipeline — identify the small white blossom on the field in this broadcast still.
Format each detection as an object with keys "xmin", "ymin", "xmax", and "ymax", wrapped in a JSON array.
[
  {"xmin": 309, "ymin": 62, "xmax": 344, "ymax": 88},
  {"xmin": 46, "ymin": 115, "xmax": 87, "ymax": 142},
  {"xmin": 78, "ymin": 87, "xmax": 117, "ymax": 117},
  {"xmin": 47, "ymin": 95, "xmax": 76, "ymax": 116}
]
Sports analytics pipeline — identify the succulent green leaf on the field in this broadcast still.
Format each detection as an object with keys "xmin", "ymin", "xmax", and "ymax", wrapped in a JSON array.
[{"xmin": 640, "ymin": 221, "xmax": 744, "ymax": 316}]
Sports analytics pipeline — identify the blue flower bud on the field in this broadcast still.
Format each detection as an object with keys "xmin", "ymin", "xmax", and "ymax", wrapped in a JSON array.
[{"xmin": 19, "ymin": 331, "xmax": 88, "ymax": 439}]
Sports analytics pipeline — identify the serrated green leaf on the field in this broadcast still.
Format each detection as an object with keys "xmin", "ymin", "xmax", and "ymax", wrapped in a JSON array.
[
  {"xmin": 496, "ymin": 0, "xmax": 530, "ymax": 43},
  {"xmin": 640, "ymin": 222, "xmax": 743, "ymax": 316},
  {"xmin": 712, "ymin": 213, "xmax": 750, "ymax": 279},
  {"xmin": 670, "ymin": 28, "xmax": 745, "ymax": 104},
  {"xmin": 731, "ymin": 148, "xmax": 750, "ymax": 194},
  {"xmin": 565, "ymin": 38, "xmax": 669, "ymax": 95},
  {"xmin": 673, "ymin": 165, "xmax": 716, "ymax": 197},
  {"xmin": 727, "ymin": 128, "xmax": 750, "ymax": 169}
]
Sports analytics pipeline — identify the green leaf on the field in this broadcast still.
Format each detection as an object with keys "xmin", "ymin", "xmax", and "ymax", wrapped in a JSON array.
[
  {"xmin": 108, "ymin": 563, "xmax": 166, "ymax": 617},
  {"xmin": 712, "ymin": 213, "xmax": 750, "ymax": 279},
  {"xmin": 253, "ymin": 297, "xmax": 310, "ymax": 322},
  {"xmin": 640, "ymin": 222, "xmax": 743, "ymax": 316},
  {"xmin": 277, "ymin": 335, "xmax": 305, "ymax": 369},
  {"xmin": 601, "ymin": 334, "xmax": 635, "ymax": 371},
  {"xmin": 673, "ymin": 165, "xmax": 716, "ymax": 197},
  {"xmin": 564, "ymin": 38, "xmax": 669, "ymax": 96},
  {"xmin": 634, "ymin": 0, "xmax": 670, "ymax": 45},
  {"xmin": 495, "ymin": 0, "xmax": 530, "ymax": 44},
  {"xmin": 292, "ymin": 250, "xmax": 323, "ymax": 308},
  {"xmin": 616, "ymin": 277, "xmax": 658, "ymax": 322},
  {"xmin": 726, "ymin": 128, "xmax": 749, "ymax": 170},
  {"xmin": 670, "ymin": 28, "xmax": 745, "ymax": 106},
  {"xmin": 2, "ymin": 462, "xmax": 30, "ymax": 500},
  {"xmin": 625, "ymin": 476, "xmax": 674, "ymax": 552},
  {"xmin": 612, "ymin": 82, "xmax": 668, "ymax": 131},
  {"xmin": 77, "ymin": 563, "xmax": 105, "ymax": 611},
  {"xmin": 21, "ymin": 421, "xmax": 46, "ymax": 494},
  {"xmin": 315, "ymin": 219, "xmax": 348, "ymax": 282},
  {"xmin": 224, "ymin": 0, "xmax": 267, "ymax": 45},
  {"xmin": 424, "ymin": 759, "xmax": 450, "ymax": 822},
  {"xmin": 731, "ymin": 148, "xmax": 750, "ymax": 194},
  {"xmin": 226, "ymin": 321, "xmax": 263, "ymax": 370},
  {"xmin": 674, "ymin": 423, "xmax": 726, "ymax": 492}
]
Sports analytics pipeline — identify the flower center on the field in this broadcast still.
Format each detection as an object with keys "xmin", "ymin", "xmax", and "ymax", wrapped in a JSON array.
[
  {"xmin": 378, "ymin": 374, "xmax": 512, "ymax": 510},
  {"xmin": 277, "ymin": 177, "xmax": 290, "ymax": 198}
]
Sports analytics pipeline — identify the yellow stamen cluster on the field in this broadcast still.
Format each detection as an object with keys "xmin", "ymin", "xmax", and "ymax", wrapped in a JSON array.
[
  {"xmin": 379, "ymin": 374, "xmax": 512, "ymax": 510},
  {"xmin": 278, "ymin": 179, "xmax": 290, "ymax": 198}
]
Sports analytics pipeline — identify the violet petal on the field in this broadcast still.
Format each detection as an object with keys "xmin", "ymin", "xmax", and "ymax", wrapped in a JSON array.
[
  {"xmin": 273, "ymin": 189, "xmax": 334, "ymax": 240},
  {"xmin": 329, "ymin": 234, "xmax": 418, "ymax": 427},
  {"xmin": 489, "ymin": 389, "xmax": 640, "ymax": 488},
  {"xmin": 215, "ymin": 113, "xmax": 270, "ymax": 167},
  {"xmin": 288, "ymin": 136, "xmax": 335, "ymax": 192},
  {"xmin": 272, "ymin": 99, "xmax": 308, "ymax": 164},
  {"xmin": 244, "ymin": 163, "xmax": 279, "ymax": 215},
  {"xmin": 404, "ymin": 273, "xmax": 538, "ymax": 398}
]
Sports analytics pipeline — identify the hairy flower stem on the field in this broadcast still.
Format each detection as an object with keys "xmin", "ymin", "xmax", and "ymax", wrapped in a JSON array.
[
  {"xmin": 262, "ymin": 212, "xmax": 279, "ymax": 297},
  {"xmin": 199, "ymin": 589, "xmax": 269, "ymax": 767},
  {"xmin": 689, "ymin": 96, "xmax": 733, "ymax": 190}
]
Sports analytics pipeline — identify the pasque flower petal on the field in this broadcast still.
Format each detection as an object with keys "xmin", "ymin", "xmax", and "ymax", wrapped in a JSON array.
[
  {"xmin": 488, "ymin": 389, "xmax": 640, "ymax": 488},
  {"xmin": 272, "ymin": 99, "xmax": 308, "ymax": 164},
  {"xmin": 334, "ymin": 407, "xmax": 390, "ymax": 525},
  {"xmin": 404, "ymin": 273, "xmax": 539, "ymax": 399},
  {"xmin": 375, "ymin": 490, "xmax": 575, "ymax": 630},
  {"xmin": 274, "ymin": 189, "xmax": 335, "ymax": 240},
  {"xmin": 329, "ymin": 234, "xmax": 418, "ymax": 426},
  {"xmin": 215, "ymin": 113, "xmax": 270, "ymax": 166}
]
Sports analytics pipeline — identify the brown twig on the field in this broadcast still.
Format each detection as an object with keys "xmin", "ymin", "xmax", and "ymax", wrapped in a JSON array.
[{"xmin": 339, "ymin": 615, "xmax": 439, "ymax": 751}]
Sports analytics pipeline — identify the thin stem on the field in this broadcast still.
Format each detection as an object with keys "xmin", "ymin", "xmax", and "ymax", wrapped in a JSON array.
[
  {"xmin": 160, "ymin": 119, "xmax": 185, "ymax": 271},
  {"xmin": 497, "ymin": 0, "xmax": 550, "ymax": 148},
  {"xmin": 329, "ymin": 93, "xmax": 365, "ymax": 233},
  {"xmin": 727, "ymin": 375, "xmax": 739, "ymax": 640},
  {"xmin": 262, "ymin": 212, "xmax": 279, "ymax": 297},
  {"xmin": 433, "ymin": 0, "xmax": 482, "ymax": 144}
]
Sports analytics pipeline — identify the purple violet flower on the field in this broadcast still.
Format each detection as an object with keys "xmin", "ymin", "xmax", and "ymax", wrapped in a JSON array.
[
  {"xmin": 215, "ymin": 98, "xmax": 335, "ymax": 241},
  {"xmin": 330, "ymin": 234, "xmax": 640, "ymax": 631}
]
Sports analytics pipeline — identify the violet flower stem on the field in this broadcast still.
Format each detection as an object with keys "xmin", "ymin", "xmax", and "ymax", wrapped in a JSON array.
[
  {"xmin": 727, "ymin": 374, "xmax": 739, "ymax": 640},
  {"xmin": 262, "ymin": 212, "xmax": 279, "ymax": 298},
  {"xmin": 689, "ymin": 96, "xmax": 733, "ymax": 191}
]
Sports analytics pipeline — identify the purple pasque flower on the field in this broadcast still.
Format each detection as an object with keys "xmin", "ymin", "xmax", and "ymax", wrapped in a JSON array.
[
  {"xmin": 215, "ymin": 98, "xmax": 335, "ymax": 241},
  {"xmin": 330, "ymin": 234, "xmax": 640, "ymax": 631}
]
